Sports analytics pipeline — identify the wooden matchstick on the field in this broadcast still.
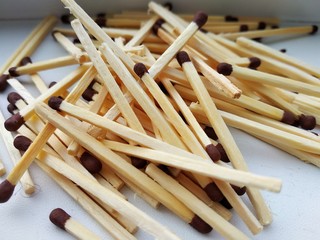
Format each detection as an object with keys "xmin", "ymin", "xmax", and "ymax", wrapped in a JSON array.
[
  {"xmin": 145, "ymin": 163, "xmax": 249, "ymax": 239},
  {"xmin": 49, "ymin": 208, "xmax": 102, "ymax": 240},
  {"xmin": 0, "ymin": 158, "xmax": 5, "ymax": 176}
]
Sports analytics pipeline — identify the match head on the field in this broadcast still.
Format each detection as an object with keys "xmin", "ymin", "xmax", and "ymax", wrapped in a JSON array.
[
  {"xmin": 311, "ymin": 25, "xmax": 318, "ymax": 35},
  {"xmin": 0, "ymin": 180, "xmax": 15, "ymax": 203},
  {"xmin": 0, "ymin": 74, "xmax": 10, "ymax": 92},
  {"xmin": 219, "ymin": 197, "xmax": 233, "ymax": 209},
  {"xmin": 48, "ymin": 96, "xmax": 63, "ymax": 111},
  {"xmin": 280, "ymin": 111, "xmax": 296, "ymax": 125},
  {"xmin": 203, "ymin": 126, "xmax": 218, "ymax": 140},
  {"xmin": 4, "ymin": 113, "xmax": 25, "ymax": 131},
  {"xmin": 176, "ymin": 51, "xmax": 191, "ymax": 66},
  {"xmin": 131, "ymin": 156, "xmax": 148, "ymax": 169},
  {"xmin": 203, "ymin": 182, "xmax": 224, "ymax": 202},
  {"xmin": 7, "ymin": 103, "xmax": 17, "ymax": 115},
  {"xmin": 8, "ymin": 67, "xmax": 19, "ymax": 77},
  {"xmin": 231, "ymin": 184, "xmax": 247, "ymax": 196},
  {"xmin": 95, "ymin": 17, "xmax": 107, "ymax": 27},
  {"xmin": 82, "ymin": 88, "xmax": 97, "ymax": 101},
  {"xmin": 193, "ymin": 11, "xmax": 208, "ymax": 28},
  {"xmin": 216, "ymin": 63, "xmax": 233, "ymax": 76},
  {"xmin": 48, "ymin": 81, "xmax": 57, "ymax": 88},
  {"xmin": 240, "ymin": 24, "xmax": 249, "ymax": 32},
  {"xmin": 13, "ymin": 135, "xmax": 32, "ymax": 152},
  {"xmin": 248, "ymin": 57, "xmax": 261, "ymax": 69},
  {"xmin": 225, "ymin": 15, "xmax": 239, "ymax": 22},
  {"xmin": 152, "ymin": 19, "xmax": 165, "ymax": 35},
  {"xmin": 258, "ymin": 21, "xmax": 267, "ymax": 30},
  {"xmin": 299, "ymin": 114, "xmax": 316, "ymax": 130},
  {"xmin": 216, "ymin": 143, "xmax": 230, "ymax": 163},
  {"xmin": 163, "ymin": 2, "xmax": 173, "ymax": 10},
  {"xmin": 7, "ymin": 92, "xmax": 23, "ymax": 105},
  {"xmin": 60, "ymin": 14, "xmax": 72, "ymax": 24},
  {"xmin": 205, "ymin": 144, "xmax": 221, "ymax": 162},
  {"xmin": 20, "ymin": 56, "xmax": 32, "ymax": 66},
  {"xmin": 189, "ymin": 215, "xmax": 212, "ymax": 234},
  {"xmin": 49, "ymin": 208, "xmax": 71, "ymax": 230},
  {"xmin": 80, "ymin": 152, "xmax": 103, "ymax": 174},
  {"xmin": 134, "ymin": 63, "xmax": 148, "ymax": 78}
]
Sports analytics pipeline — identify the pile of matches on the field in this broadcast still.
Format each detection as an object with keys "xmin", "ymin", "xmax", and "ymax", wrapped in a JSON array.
[{"xmin": 0, "ymin": 0, "xmax": 320, "ymax": 239}]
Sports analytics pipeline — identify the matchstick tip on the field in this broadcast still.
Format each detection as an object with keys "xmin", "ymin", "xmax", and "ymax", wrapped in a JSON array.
[
  {"xmin": 311, "ymin": 25, "xmax": 318, "ymax": 35},
  {"xmin": 258, "ymin": 21, "xmax": 267, "ymax": 30},
  {"xmin": 8, "ymin": 67, "xmax": 19, "ymax": 77},
  {"xmin": 80, "ymin": 152, "xmax": 103, "ymax": 174},
  {"xmin": 240, "ymin": 24, "xmax": 249, "ymax": 32},
  {"xmin": 96, "ymin": 13, "xmax": 106, "ymax": 18},
  {"xmin": 0, "ymin": 180, "xmax": 15, "ymax": 203},
  {"xmin": 7, "ymin": 92, "xmax": 23, "ymax": 105},
  {"xmin": 0, "ymin": 74, "xmax": 10, "ymax": 92},
  {"xmin": 193, "ymin": 11, "xmax": 208, "ymax": 28},
  {"xmin": 299, "ymin": 114, "xmax": 316, "ymax": 130},
  {"xmin": 131, "ymin": 156, "xmax": 148, "ymax": 169},
  {"xmin": 216, "ymin": 63, "xmax": 233, "ymax": 76},
  {"xmin": 48, "ymin": 96, "xmax": 63, "ymax": 111},
  {"xmin": 95, "ymin": 17, "xmax": 107, "ymax": 27},
  {"xmin": 7, "ymin": 103, "xmax": 17, "ymax": 115},
  {"xmin": 163, "ymin": 2, "xmax": 173, "ymax": 11},
  {"xmin": 225, "ymin": 15, "xmax": 239, "ymax": 22},
  {"xmin": 73, "ymin": 38, "xmax": 81, "ymax": 44},
  {"xmin": 248, "ymin": 57, "xmax": 261, "ymax": 69},
  {"xmin": 48, "ymin": 81, "xmax": 57, "ymax": 88},
  {"xmin": 189, "ymin": 215, "xmax": 212, "ymax": 234},
  {"xmin": 4, "ymin": 113, "xmax": 25, "ymax": 131},
  {"xmin": 176, "ymin": 51, "xmax": 191, "ymax": 66},
  {"xmin": 82, "ymin": 81, "xmax": 98, "ymax": 101},
  {"xmin": 231, "ymin": 184, "xmax": 247, "ymax": 196},
  {"xmin": 60, "ymin": 14, "xmax": 72, "ymax": 24},
  {"xmin": 279, "ymin": 48, "xmax": 287, "ymax": 53},
  {"xmin": 219, "ymin": 197, "xmax": 233, "ymax": 209},
  {"xmin": 134, "ymin": 63, "xmax": 148, "ymax": 78},
  {"xmin": 203, "ymin": 182, "xmax": 224, "ymax": 202},
  {"xmin": 20, "ymin": 56, "xmax": 32, "ymax": 66},
  {"xmin": 205, "ymin": 144, "xmax": 221, "ymax": 162},
  {"xmin": 152, "ymin": 19, "xmax": 165, "ymax": 35},
  {"xmin": 203, "ymin": 126, "xmax": 218, "ymax": 140},
  {"xmin": 215, "ymin": 143, "xmax": 230, "ymax": 163},
  {"xmin": 13, "ymin": 135, "xmax": 32, "ymax": 152},
  {"xmin": 280, "ymin": 111, "xmax": 296, "ymax": 125},
  {"xmin": 49, "ymin": 208, "xmax": 71, "ymax": 230}
]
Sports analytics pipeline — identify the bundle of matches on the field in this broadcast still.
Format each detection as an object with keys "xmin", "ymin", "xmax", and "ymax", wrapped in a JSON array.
[{"xmin": 0, "ymin": 0, "xmax": 319, "ymax": 239}]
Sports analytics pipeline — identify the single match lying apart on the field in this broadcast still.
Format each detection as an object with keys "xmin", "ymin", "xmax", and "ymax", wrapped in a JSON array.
[{"xmin": 0, "ymin": 0, "xmax": 319, "ymax": 239}]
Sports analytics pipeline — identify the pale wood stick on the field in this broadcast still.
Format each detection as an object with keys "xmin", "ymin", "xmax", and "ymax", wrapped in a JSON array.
[
  {"xmin": 0, "ymin": 16, "xmax": 57, "ymax": 75},
  {"xmin": 95, "ymin": 174, "xmax": 126, "ymax": 199},
  {"xmin": 0, "ymin": 158, "xmax": 5, "ymax": 176},
  {"xmin": 236, "ymin": 36, "xmax": 320, "ymax": 77},
  {"xmin": 176, "ymin": 51, "xmax": 272, "ymax": 225},
  {"xmin": 10, "ymin": 55, "xmax": 84, "ymax": 76},
  {"xmin": 175, "ymin": 173, "xmax": 232, "ymax": 221},
  {"xmin": 190, "ymin": 103, "xmax": 320, "ymax": 155},
  {"xmin": 37, "ymin": 161, "xmax": 136, "ymax": 239},
  {"xmin": 53, "ymin": 31, "xmax": 88, "ymax": 63},
  {"xmin": 146, "ymin": 164, "xmax": 249, "ymax": 240},
  {"xmin": 99, "ymin": 165, "xmax": 124, "ymax": 190},
  {"xmin": 221, "ymin": 25, "xmax": 317, "ymax": 40},
  {"xmin": 71, "ymin": 19, "xmax": 145, "ymax": 134}
]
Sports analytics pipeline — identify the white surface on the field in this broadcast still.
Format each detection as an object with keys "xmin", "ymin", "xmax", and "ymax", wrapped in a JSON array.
[
  {"xmin": 0, "ymin": 0, "xmax": 320, "ymax": 22},
  {"xmin": 0, "ymin": 19, "xmax": 320, "ymax": 240}
]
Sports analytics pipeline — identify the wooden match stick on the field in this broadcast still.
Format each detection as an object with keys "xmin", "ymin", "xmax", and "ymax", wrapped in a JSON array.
[
  {"xmin": 49, "ymin": 208, "xmax": 102, "ymax": 240},
  {"xmin": 145, "ymin": 163, "xmax": 249, "ymax": 239},
  {"xmin": 36, "ymin": 161, "xmax": 136, "ymax": 240},
  {"xmin": 221, "ymin": 25, "xmax": 318, "ymax": 40}
]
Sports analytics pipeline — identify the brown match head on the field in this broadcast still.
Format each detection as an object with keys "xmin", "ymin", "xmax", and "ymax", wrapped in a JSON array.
[
  {"xmin": 7, "ymin": 103, "xmax": 17, "ymax": 115},
  {"xmin": 20, "ymin": 56, "xmax": 32, "ymax": 66},
  {"xmin": 205, "ymin": 144, "xmax": 221, "ymax": 162},
  {"xmin": 163, "ymin": 2, "xmax": 173, "ymax": 10},
  {"xmin": 49, "ymin": 208, "xmax": 71, "ymax": 230},
  {"xmin": 60, "ymin": 14, "xmax": 72, "ymax": 24},
  {"xmin": 134, "ymin": 63, "xmax": 148, "ymax": 78},
  {"xmin": 152, "ymin": 19, "xmax": 165, "ymax": 35},
  {"xmin": 280, "ymin": 48, "xmax": 287, "ymax": 53},
  {"xmin": 73, "ymin": 38, "xmax": 81, "ymax": 44},
  {"xmin": 0, "ymin": 180, "xmax": 15, "ymax": 203},
  {"xmin": 299, "ymin": 114, "xmax": 316, "ymax": 130},
  {"xmin": 7, "ymin": 92, "xmax": 23, "ymax": 105},
  {"xmin": 258, "ymin": 22, "xmax": 267, "ymax": 30},
  {"xmin": 231, "ymin": 184, "xmax": 247, "ymax": 196},
  {"xmin": 80, "ymin": 152, "xmax": 102, "ymax": 174},
  {"xmin": 248, "ymin": 57, "xmax": 261, "ymax": 69},
  {"xmin": 95, "ymin": 17, "xmax": 107, "ymax": 27},
  {"xmin": 131, "ymin": 156, "xmax": 148, "ymax": 169},
  {"xmin": 216, "ymin": 63, "xmax": 233, "ymax": 76},
  {"xmin": 219, "ymin": 197, "xmax": 233, "ymax": 209},
  {"xmin": 203, "ymin": 182, "xmax": 224, "ymax": 202},
  {"xmin": 240, "ymin": 24, "xmax": 249, "ymax": 32},
  {"xmin": 311, "ymin": 25, "xmax": 318, "ymax": 35},
  {"xmin": 203, "ymin": 126, "xmax": 218, "ymax": 140},
  {"xmin": 216, "ymin": 143, "xmax": 230, "ymax": 163},
  {"xmin": 158, "ymin": 164, "xmax": 171, "ymax": 175},
  {"xmin": 193, "ymin": 11, "xmax": 208, "ymax": 28},
  {"xmin": 189, "ymin": 215, "xmax": 212, "ymax": 234},
  {"xmin": 225, "ymin": 15, "xmax": 239, "ymax": 22},
  {"xmin": 8, "ymin": 67, "xmax": 19, "ymax": 77},
  {"xmin": 82, "ymin": 88, "xmax": 98, "ymax": 101},
  {"xmin": 0, "ymin": 74, "xmax": 10, "ymax": 92},
  {"xmin": 48, "ymin": 96, "xmax": 63, "ymax": 111},
  {"xmin": 176, "ymin": 51, "xmax": 191, "ymax": 66},
  {"xmin": 48, "ymin": 81, "xmax": 57, "ymax": 88},
  {"xmin": 4, "ymin": 113, "xmax": 25, "ymax": 131},
  {"xmin": 13, "ymin": 135, "xmax": 32, "ymax": 152},
  {"xmin": 280, "ymin": 111, "xmax": 296, "ymax": 125}
]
